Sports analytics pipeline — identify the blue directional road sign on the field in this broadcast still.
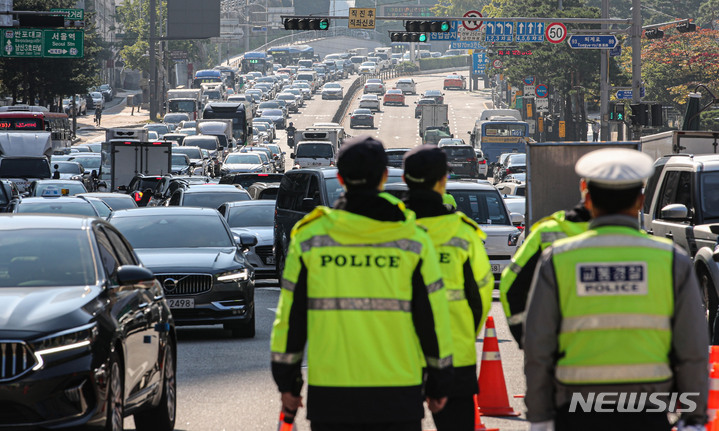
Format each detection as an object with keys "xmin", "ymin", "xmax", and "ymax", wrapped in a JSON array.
[
  {"xmin": 524, "ymin": 76, "xmax": 535, "ymax": 86},
  {"xmin": 430, "ymin": 20, "xmax": 458, "ymax": 41},
  {"xmin": 485, "ymin": 21, "xmax": 513, "ymax": 43},
  {"xmin": 568, "ymin": 35, "xmax": 618, "ymax": 49},
  {"xmin": 616, "ymin": 87, "xmax": 645, "ymax": 99},
  {"xmin": 609, "ymin": 44, "xmax": 621, "ymax": 57},
  {"xmin": 450, "ymin": 40, "xmax": 486, "ymax": 50},
  {"xmin": 473, "ymin": 52, "xmax": 488, "ymax": 74},
  {"xmin": 516, "ymin": 22, "xmax": 544, "ymax": 42}
]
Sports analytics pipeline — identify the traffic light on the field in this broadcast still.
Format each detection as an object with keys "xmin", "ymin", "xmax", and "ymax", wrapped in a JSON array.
[
  {"xmin": 630, "ymin": 103, "xmax": 649, "ymax": 126},
  {"xmin": 283, "ymin": 18, "xmax": 330, "ymax": 31},
  {"xmin": 650, "ymin": 103, "xmax": 663, "ymax": 127},
  {"xmin": 404, "ymin": 20, "xmax": 451, "ymax": 33},
  {"xmin": 390, "ymin": 32, "xmax": 427, "ymax": 43},
  {"xmin": 644, "ymin": 28, "xmax": 664, "ymax": 39},
  {"xmin": 677, "ymin": 22, "xmax": 697, "ymax": 33},
  {"xmin": 609, "ymin": 103, "xmax": 625, "ymax": 121}
]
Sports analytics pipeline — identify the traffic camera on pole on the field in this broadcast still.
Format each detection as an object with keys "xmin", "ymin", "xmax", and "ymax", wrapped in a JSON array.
[
  {"xmin": 283, "ymin": 17, "xmax": 330, "ymax": 31},
  {"xmin": 404, "ymin": 20, "xmax": 451, "ymax": 33}
]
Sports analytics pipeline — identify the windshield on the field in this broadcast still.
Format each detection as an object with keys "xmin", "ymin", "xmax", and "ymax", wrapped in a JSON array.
[
  {"xmin": 185, "ymin": 139, "xmax": 217, "ymax": 151},
  {"xmin": 354, "ymin": 109, "xmax": 372, "ymax": 115},
  {"xmin": 54, "ymin": 162, "xmax": 82, "ymax": 173},
  {"xmin": 70, "ymin": 157, "xmax": 101, "ymax": 170},
  {"xmin": 444, "ymin": 147, "xmax": 475, "ymax": 159},
  {"xmin": 98, "ymin": 196, "xmax": 136, "ymax": 210},
  {"xmin": 0, "ymin": 229, "xmax": 96, "ymax": 287},
  {"xmin": 112, "ymin": 214, "xmax": 234, "ymax": 248},
  {"xmin": 507, "ymin": 154, "xmax": 526, "ymax": 164},
  {"xmin": 278, "ymin": 95, "xmax": 294, "ymax": 100},
  {"xmin": 483, "ymin": 123, "xmax": 527, "ymax": 137},
  {"xmin": 17, "ymin": 200, "xmax": 96, "ymax": 216},
  {"xmin": 296, "ymin": 144, "xmax": 333, "ymax": 158},
  {"xmin": 182, "ymin": 191, "xmax": 250, "ymax": 208},
  {"xmin": 174, "ymin": 148, "xmax": 202, "ymax": 158},
  {"xmin": 227, "ymin": 204, "xmax": 274, "ymax": 227},
  {"xmin": 386, "ymin": 151, "xmax": 407, "ymax": 163},
  {"xmin": 226, "ymin": 154, "xmax": 261, "ymax": 164},
  {"xmin": 172, "ymin": 154, "xmax": 189, "ymax": 165},
  {"xmin": 205, "ymin": 91, "xmax": 221, "ymax": 99},
  {"xmin": 263, "ymin": 109, "xmax": 283, "ymax": 117},
  {"xmin": 0, "ymin": 158, "xmax": 50, "ymax": 178},
  {"xmin": 448, "ymin": 190, "xmax": 510, "ymax": 225},
  {"xmin": 164, "ymin": 114, "xmax": 190, "ymax": 123},
  {"xmin": 169, "ymin": 100, "xmax": 197, "ymax": 113}
]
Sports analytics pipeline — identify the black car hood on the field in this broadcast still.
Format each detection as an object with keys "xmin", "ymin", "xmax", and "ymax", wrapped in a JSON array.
[
  {"xmin": 0, "ymin": 285, "xmax": 101, "ymax": 335},
  {"xmin": 135, "ymin": 247, "xmax": 245, "ymax": 273}
]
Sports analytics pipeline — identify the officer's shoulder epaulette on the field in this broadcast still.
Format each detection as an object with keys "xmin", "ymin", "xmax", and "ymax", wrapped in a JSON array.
[{"xmin": 458, "ymin": 212, "xmax": 480, "ymax": 230}]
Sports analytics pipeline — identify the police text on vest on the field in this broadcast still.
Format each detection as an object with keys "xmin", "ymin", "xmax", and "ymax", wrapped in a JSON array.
[{"xmin": 576, "ymin": 262, "xmax": 648, "ymax": 296}]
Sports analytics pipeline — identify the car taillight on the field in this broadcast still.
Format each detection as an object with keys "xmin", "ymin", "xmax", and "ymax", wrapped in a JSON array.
[
  {"xmin": 350, "ymin": 116, "xmax": 355, "ymax": 119},
  {"xmin": 478, "ymin": 160, "xmax": 486, "ymax": 164}
]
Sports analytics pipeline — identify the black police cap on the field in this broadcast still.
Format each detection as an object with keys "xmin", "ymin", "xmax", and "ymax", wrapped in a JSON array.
[
  {"xmin": 402, "ymin": 144, "xmax": 447, "ymax": 186},
  {"xmin": 337, "ymin": 135, "xmax": 387, "ymax": 187}
]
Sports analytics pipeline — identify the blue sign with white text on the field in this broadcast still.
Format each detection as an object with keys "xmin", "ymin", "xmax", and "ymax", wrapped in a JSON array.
[
  {"xmin": 473, "ymin": 52, "xmax": 488, "ymax": 74},
  {"xmin": 430, "ymin": 20, "xmax": 458, "ymax": 41},
  {"xmin": 516, "ymin": 22, "xmax": 544, "ymax": 42},
  {"xmin": 568, "ymin": 35, "xmax": 618, "ymax": 49},
  {"xmin": 450, "ymin": 40, "xmax": 486, "ymax": 50},
  {"xmin": 485, "ymin": 21, "xmax": 514, "ymax": 43},
  {"xmin": 616, "ymin": 87, "xmax": 645, "ymax": 99}
]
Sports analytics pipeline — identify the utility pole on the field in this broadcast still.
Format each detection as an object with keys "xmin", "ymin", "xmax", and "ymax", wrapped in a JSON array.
[
  {"xmin": 599, "ymin": 0, "xmax": 609, "ymax": 141},
  {"xmin": 631, "ymin": 0, "xmax": 642, "ymax": 139},
  {"xmin": 149, "ymin": 0, "xmax": 157, "ymax": 121},
  {"xmin": 244, "ymin": 0, "xmax": 250, "ymax": 53}
]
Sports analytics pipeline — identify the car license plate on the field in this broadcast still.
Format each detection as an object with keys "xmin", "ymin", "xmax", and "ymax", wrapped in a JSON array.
[
  {"xmin": 449, "ymin": 163, "xmax": 463, "ymax": 167},
  {"xmin": 491, "ymin": 264, "xmax": 502, "ymax": 273},
  {"xmin": 167, "ymin": 298, "xmax": 194, "ymax": 309}
]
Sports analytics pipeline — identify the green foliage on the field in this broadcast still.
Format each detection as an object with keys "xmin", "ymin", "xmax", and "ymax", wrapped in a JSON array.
[
  {"xmin": 397, "ymin": 61, "xmax": 419, "ymax": 73},
  {"xmin": 419, "ymin": 55, "xmax": 469, "ymax": 71},
  {"xmin": 700, "ymin": 109, "xmax": 719, "ymax": 131},
  {"xmin": 0, "ymin": 0, "xmax": 102, "ymax": 105}
]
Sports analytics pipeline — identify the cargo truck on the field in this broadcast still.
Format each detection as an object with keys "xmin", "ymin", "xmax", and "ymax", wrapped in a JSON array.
[
  {"xmin": 166, "ymin": 88, "xmax": 203, "ymax": 119},
  {"xmin": 640, "ymin": 130, "xmax": 719, "ymax": 161},
  {"xmin": 418, "ymin": 104, "xmax": 449, "ymax": 137},
  {"xmin": 99, "ymin": 128, "xmax": 172, "ymax": 191}
]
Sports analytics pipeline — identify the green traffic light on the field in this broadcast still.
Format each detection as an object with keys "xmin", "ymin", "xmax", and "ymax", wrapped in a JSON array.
[
  {"xmin": 319, "ymin": 19, "xmax": 329, "ymax": 30},
  {"xmin": 440, "ymin": 22, "xmax": 450, "ymax": 32},
  {"xmin": 419, "ymin": 33, "xmax": 427, "ymax": 42},
  {"xmin": 617, "ymin": 113, "xmax": 624, "ymax": 121}
]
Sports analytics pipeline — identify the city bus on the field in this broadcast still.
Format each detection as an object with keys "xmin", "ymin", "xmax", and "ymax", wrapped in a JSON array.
[
  {"xmin": 0, "ymin": 107, "xmax": 72, "ymax": 154},
  {"xmin": 469, "ymin": 115, "xmax": 529, "ymax": 173},
  {"xmin": 202, "ymin": 102, "xmax": 252, "ymax": 146},
  {"xmin": 240, "ymin": 52, "xmax": 272, "ymax": 75},
  {"xmin": 266, "ymin": 45, "xmax": 315, "ymax": 66},
  {"xmin": 193, "ymin": 69, "xmax": 223, "ymax": 89}
]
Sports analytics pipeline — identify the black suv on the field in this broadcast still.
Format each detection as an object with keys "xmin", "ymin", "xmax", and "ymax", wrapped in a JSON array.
[
  {"xmin": 442, "ymin": 145, "xmax": 480, "ymax": 179},
  {"xmin": 274, "ymin": 168, "xmax": 404, "ymax": 278}
]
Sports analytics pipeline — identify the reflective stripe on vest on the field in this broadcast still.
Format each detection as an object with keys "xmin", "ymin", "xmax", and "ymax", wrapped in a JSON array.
[
  {"xmin": 271, "ymin": 351, "xmax": 303, "ymax": 364},
  {"xmin": 442, "ymin": 237, "xmax": 469, "ymax": 251},
  {"xmin": 308, "ymin": 297, "xmax": 412, "ymax": 312},
  {"xmin": 427, "ymin": 279, "xmax": 444, "ymax": 294},
  {"xmin": 300, "ymin": 235, "xmax": 423, "ymax": 254},
  {"xmin": 541, "ymin": 231, "xmax": 568, "ymax": 244},
  {"xmin": 447, "ymin": 289, "xmax": 466, "ymax": 301},
  {"xmin": 552, "ymin": 234, "xmax": 675, "ymax": 255},
  {"xmin": 426, "ymin": 355, "xmax": 453, "ymax": 369},
  {"xmin": 556, "ymin": 363, "xmax": 673, "ymax": 383},
  {"xmin": 561, "ymin": 314, "xmax": 671, "ymax": 333},
  {"xmin": 508, "ymin": 262, "xmax": 522, "ymax": 274},
  {"xmin": 281, "ymin": 278, "xmax": 296, "ymax": 292}
]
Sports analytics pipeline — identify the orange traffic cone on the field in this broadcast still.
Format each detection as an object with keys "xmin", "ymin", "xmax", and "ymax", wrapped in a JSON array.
[
  {"xmin": 278, "ymin": 411, "xmax": 296, "ymax": 431},
  {"xmin": 711, "ymin": 345, "xmax": 719, "ymax": 367},
  {"xmin": 708, "ymin": 364, "xmax": 719, "ymax": 431},
  {"xmin": 476, "ymin": 316, "xmax": 520, "ymax": 417},
  {"xmin": 473, "ymin": 394, "xmax": 500, "ymax": 431}
]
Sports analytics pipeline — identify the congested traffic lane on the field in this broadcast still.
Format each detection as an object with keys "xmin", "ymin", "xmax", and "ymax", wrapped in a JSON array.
[{"xmin": 339, "ymin": 71, "xmax": 493, "ymax": 149}]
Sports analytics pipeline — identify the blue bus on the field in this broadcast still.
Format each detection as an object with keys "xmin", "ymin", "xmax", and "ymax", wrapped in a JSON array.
[
  {"xmin": 240, "ymin": 52, "xmax": 272, "ymax": 75},
  {"xmin": 193, "ymin": 69, "xmax": 223, "ymax": 89},
  {"xmin": 266, "ymin": 45, "xmax": 314, "ymax": 66}
]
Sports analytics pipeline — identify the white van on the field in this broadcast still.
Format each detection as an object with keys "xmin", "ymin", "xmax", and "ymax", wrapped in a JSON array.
[{"xmin": 290, "ymin": 141, "xmax": 336, "ymax": 169}]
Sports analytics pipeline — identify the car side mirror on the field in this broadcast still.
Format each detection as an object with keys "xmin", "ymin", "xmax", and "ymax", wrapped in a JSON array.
[
  {"xmin": 117, "ymin": 265, "xmax": 155, "ymax": 286},
  {"xmin": 510, "ymin": 212, "xmax": 525, "ymax": 226},
  {"xmin": 660, "ymin": 204, "xmax": 689, "ymax": 220},
  {"xmin": 237, "ymin": 233, "xmax": 258, "ymax": 250},
  {"xmin": 301, "ymin": 197, "xmax": 317, "ymax": 212},
  {"xmin": 290, "ymin": 153, "xmax": 296, "ymax": 159}
]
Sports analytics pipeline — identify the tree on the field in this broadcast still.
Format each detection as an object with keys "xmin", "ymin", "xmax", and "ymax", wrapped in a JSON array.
[
  {"xmin": 0, "ymin": 0, "xmax": 103, "ymax": 107},
  {"xmin": 482, "ymin": 0, "xmax": 605, "ymax": 140}
]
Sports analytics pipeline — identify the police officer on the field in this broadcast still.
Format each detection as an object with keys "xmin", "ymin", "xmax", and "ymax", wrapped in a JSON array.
[
  {"xmin": 271, "ymin": 136, "xmax": 454, "ymax": 431},
  {"xmin": 524, "ymin": 148, "xmax": 708, "ymax": 431},
  {"xmin": 403, "ymin": 145, "xmax": 493, "ymax": 430},
  {"xmin": 499, "ymin": 196, "xmax": 590, "ymax": 348}
]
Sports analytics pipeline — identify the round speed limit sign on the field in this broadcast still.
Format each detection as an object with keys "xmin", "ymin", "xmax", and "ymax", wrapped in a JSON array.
[{"xmin": 545, "ymin": 22, "xmax": 567, "ymax": 44}]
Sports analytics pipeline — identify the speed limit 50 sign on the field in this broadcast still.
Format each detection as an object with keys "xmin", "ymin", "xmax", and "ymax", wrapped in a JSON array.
[{"xmin": 545, "ymin": 22, "xmax": 567, "ymax": 44}]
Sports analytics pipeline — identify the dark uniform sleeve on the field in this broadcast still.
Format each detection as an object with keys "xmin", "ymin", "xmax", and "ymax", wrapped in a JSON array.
[
  {"xmin": 671, "ymin": 247, "xmax": 709, "ymax": 425},
  {"xmin": 523, "ymin": 247, "xmax": 560, "ymax": 423}
]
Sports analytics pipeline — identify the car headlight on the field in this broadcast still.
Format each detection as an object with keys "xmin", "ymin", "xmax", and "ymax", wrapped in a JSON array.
[
  {"xmin": 32, "ymin": 323, "xmax": 98, "ymax": 370},
  {"xmin": 217, "ymin": 268, "xmax": 249, "ymax": 282},
  {"xmin": 70, "ymin": 175, "xmax": 82, "ymax": 180}
]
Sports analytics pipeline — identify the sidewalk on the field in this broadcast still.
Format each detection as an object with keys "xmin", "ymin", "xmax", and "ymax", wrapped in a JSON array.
[{"xmin": 74, "ymin": 89, "xmax": 149, "ymax": 144}]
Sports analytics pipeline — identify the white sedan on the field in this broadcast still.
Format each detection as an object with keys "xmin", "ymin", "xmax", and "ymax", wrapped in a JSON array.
[
  {"xmin": 358, "ymin": 94, "xmax": 380, "ymax": 112},
  {"xmin": 321, "ymin": 83, "xmax": 344, "ymax": 100},
  {"xmin": 90, "ymin": 92, "xmax": 104, "ymax": 109},
  {"xmin": 358, "ymin": 61, "xmax": 378, "ymax": 74}
]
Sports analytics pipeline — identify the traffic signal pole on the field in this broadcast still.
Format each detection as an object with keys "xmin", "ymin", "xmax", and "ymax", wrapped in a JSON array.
[
  {"xmin": 599, "ymin": 0, "xmax": 609, "ymax": 141},
  {"xmin": 149, "ymin": 0, "xmax": 157, "ymax": 121},
  {"xmin": 631, "ymin": 0, "xmax": 642, "ymax": 140}
]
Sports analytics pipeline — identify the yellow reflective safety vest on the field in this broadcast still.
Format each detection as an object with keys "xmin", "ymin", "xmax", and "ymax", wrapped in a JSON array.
[
  {"xmin": 418, "ymin": 212, "xmax": 493, "ymax": 369},
  {"xmin": 442, "ymin": 193, "xmax": 457, "ymax": 209},
  {"xmin": 271, "ymin": 193, "xmax": 453, "ymax": 390},
  {"xmin": 500, "ymin": 210, "xmax": 588, "ymax": 324},
  {"xmin": 551, "ymin": 225, "xmax": 675, "ymax": 385}
]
